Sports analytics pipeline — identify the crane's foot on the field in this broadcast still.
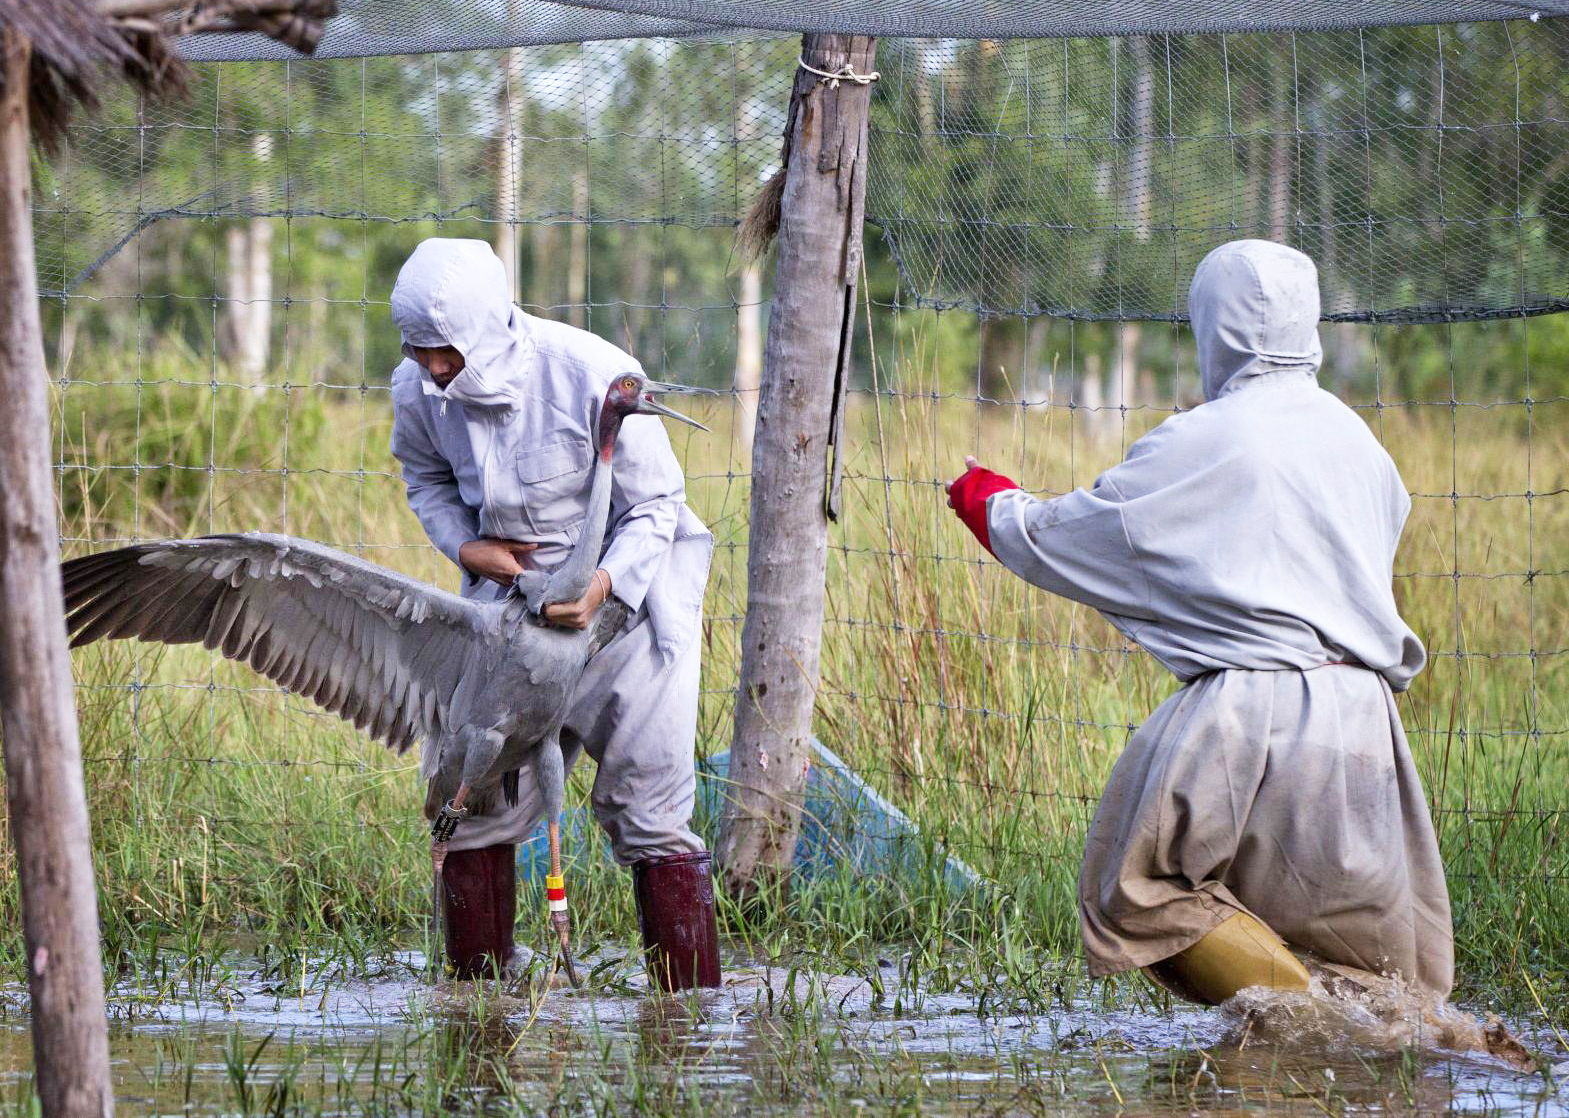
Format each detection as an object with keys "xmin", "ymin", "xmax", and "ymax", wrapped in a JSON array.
[{"xmin": 555, "ymin": 922, "xmax": 582, "ymax": 989}]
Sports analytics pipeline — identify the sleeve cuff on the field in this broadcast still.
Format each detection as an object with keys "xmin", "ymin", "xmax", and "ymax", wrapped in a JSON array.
[
  {"xmin": 596, "ymin": 548, "xmax": 651, "ymax": 612},
  {"xmin": 433, "ymin": 526, "xmax": 480, "ymax": 570}
]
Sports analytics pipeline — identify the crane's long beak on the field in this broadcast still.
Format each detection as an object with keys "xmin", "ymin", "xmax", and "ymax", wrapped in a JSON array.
[{"xmin": 640, "ymin": 380, "xmax": 716, "ymax": 431}]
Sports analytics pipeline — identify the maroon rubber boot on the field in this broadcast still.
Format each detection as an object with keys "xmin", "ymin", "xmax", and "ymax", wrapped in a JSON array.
[
  {"xmin": 440, "ymin": 843, "xmax": 517, "ymax": 979},
  {"xmin": 632, "ymin": 851, "xmax": 722, "ymax": 992}
]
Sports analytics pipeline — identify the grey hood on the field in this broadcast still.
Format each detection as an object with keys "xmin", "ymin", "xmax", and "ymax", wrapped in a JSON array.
[
  {"xmin": 389, "ymin": 238, "xmax": 534, "ymax": 410},
  {"xmin": 1189, "ymin": 239, "xmax": 1324, "ymax": 402}
]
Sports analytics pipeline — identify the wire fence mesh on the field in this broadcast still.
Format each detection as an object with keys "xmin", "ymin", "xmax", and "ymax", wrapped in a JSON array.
[{"xmin": 31, "ymin": 19, "xmax": 1568, "ymax": 968}]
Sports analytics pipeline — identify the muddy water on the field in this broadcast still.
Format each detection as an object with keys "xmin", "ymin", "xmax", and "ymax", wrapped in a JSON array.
[{"xmin": 0, "ymin": 949, "xmax": 1560, "ymax": 1115}]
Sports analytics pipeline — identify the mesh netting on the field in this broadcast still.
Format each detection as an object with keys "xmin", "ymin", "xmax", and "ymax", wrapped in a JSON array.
[
  {"xmin": 33, "ymin": 12, "xmax": 1568, "ymax": 980},
  {"xmin": 874, "ymin": 24, "xmax": 1569, "ymax": 322},
  {"xmin": 35, "ymin": 40, "xmax": 791, "ymax": 301},
  {"xmin": 177, "ymin": 0, "xmax": 1569, "ymax": 60},
  {"xmin": 41, "ymin": 19, "xmax": 1569, "ymax": 324}
]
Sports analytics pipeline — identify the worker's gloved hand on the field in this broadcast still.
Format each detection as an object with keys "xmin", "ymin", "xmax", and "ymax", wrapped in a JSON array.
[
  {"xmin": 543, "ymin": 568, "xmax": 612, "ymax": 631},
  {"xmin": 460, "ymin": 537, "xmax": 540, "ymax": 587},
  {"xmin": 945, "ymin": 456, "xmax": 1020, "ymax": 556}
]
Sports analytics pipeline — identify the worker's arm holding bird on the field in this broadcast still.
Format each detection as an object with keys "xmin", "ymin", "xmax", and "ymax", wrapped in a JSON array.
[
  {"xmin": 389, "ymin": 366, "xmax": 559, "ymax": 604},
  {"xmin": 471, "ymin": 365, "xmax": 688, "ymax": 631}
]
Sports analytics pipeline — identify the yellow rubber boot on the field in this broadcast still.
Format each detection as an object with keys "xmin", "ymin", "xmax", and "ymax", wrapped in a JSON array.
[{"xmin": 1148, "ymin": 912, "xmax": 1312, "ymax": 1005}]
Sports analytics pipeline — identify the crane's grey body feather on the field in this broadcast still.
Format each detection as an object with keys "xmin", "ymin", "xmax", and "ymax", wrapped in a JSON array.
[{"xmin": 61, "ymin": 531, "xmax": 616, "ymax": 822}]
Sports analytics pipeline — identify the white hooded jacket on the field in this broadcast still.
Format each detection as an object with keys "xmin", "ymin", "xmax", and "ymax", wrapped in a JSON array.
[
  {"xmin": 1015, "ymin": 241, "xmax": 1452, "ymax": 992},
  {"xmin": 986, "ymin": 239, "xmax": 1425, "ymax": 690},
  {"xmin": 388, "ymin": 238, "xmax": 711, "ymax": 661}
]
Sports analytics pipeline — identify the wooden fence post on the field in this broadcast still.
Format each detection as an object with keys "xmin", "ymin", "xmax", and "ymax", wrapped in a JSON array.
[
  {"xmin": 0, "ymin": 28, "xmax": 114, "ymax": 1118},
  {"xmin": 717, "ymin": 33, "xmax": 878, "ymax": 899}
]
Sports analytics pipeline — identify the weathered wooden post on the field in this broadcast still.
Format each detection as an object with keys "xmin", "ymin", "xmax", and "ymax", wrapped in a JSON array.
[
  {"xmin": 0, "ymin": 25, "xmax": 114, "ymax": 1117},
  {"xmin": 0, "ymin": 6, "xmax": 334, "ymax": 1114},
  {"xmin": 717, "ymin": 34, "xmax": 878, "ymax": 899}
]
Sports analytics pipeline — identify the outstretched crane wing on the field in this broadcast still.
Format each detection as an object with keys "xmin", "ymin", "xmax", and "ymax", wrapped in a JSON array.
[{"xmin": 61, "ymin": 533, "xmax": 494, "ymax": 754}]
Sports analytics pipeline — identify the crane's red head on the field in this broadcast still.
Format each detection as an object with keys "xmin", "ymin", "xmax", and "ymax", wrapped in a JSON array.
[{"xmin": 595, "ymin": 374, "xmax": 711, "ymax": 459}]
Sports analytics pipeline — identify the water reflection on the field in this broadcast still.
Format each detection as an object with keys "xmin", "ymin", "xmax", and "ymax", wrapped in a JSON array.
[{"xmin": 0, "ymin": 949, "xmax": 1555, "ymax": 1116}]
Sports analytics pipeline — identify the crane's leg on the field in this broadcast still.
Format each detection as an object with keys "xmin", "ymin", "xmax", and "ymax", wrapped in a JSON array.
[
  {"xmin": 534, "ymin": 733, "xmax": 580, "ymax": 988},
  {"xmin": 429, "ymin": 784, "xmax": 470, "ymax": 977},
  {"xmin": 545, "ymin": 818, "xmax": 580, "ymax": 988},
  {"xmin": 431, "ymin": 727, "xmax": 503, "ymax": 876}
]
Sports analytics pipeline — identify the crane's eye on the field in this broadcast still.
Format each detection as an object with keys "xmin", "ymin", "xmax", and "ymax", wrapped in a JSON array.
[{"xmin": 620, "ymin": 376, "xmax": 637, "ymax": 392}]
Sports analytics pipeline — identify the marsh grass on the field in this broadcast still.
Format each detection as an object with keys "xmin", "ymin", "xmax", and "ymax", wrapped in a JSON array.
[{"xmin": 4, "ymin": 342, "xmax": 1563, "ymax": 1039}]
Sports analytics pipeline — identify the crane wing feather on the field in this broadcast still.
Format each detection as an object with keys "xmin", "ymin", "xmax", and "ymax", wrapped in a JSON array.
[{"xmin": 61, "ymin": 534, "xmax": 496, "ymax": 754}]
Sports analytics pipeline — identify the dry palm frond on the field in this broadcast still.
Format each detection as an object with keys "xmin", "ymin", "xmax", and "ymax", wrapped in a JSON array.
[
  {"xmin": 1, "ymin": 0, "xmax": 179, "ymax": 152},
  {"xmin": 5, "ymin": 0, "xmax": 337, "ymax": 151}
]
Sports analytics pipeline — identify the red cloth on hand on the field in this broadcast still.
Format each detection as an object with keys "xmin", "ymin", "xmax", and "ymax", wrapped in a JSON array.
[{"xmin": 948, "ymin": 466, "xmax": 1020, "ymax": 555}]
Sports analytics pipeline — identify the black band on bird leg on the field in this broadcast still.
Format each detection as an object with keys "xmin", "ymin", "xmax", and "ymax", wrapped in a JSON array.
[{"xmin": 431, "ymin": 800, "xmax": 469, "ymax": 844}]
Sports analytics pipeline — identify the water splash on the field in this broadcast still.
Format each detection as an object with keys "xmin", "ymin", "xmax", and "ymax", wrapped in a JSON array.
[{"xmin": 1219, "ymin": 961, "xmax": 1538, "ymax": 1070}]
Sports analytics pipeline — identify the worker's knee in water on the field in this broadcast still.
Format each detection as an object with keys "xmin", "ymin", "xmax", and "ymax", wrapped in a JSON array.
[{"xmin": 1146, "ymin": 911, "xmax": 1311, "ymax": 1006}]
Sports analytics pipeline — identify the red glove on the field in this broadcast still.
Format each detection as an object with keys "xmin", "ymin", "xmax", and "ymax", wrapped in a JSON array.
[{"xmin": 947, "ymin": 465, "xmax": 1020, "ymax": 555}]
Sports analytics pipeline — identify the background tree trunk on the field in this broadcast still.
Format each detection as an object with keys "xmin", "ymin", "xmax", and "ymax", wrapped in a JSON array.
[
  {"xmin": 0, "ymin": 29, "xmax": 114, "ymax": 1118},
  {"xmin": 734, "ymin": 260, "xmax": 762, "ymax": 456},
  {"xmin": 1127, "ymin": 36, "xmax": 1155, "ymax": 242},
  {"xmin": 493, "ymin": 42, "xmax": 525, "ymax": 300},
  {"xmin": 219, "ymin": 135, "xmax": 273, "ymax": 380},
  {"xmin": 567, "ymin": 166, "xmax": 589, "ymax": 329},
  {"xmin": 1269, "ymin": 61, "xmax": 1292, "ymax": 241},
  {"xmin": 717, "ymin": 34, "xmax": 878, "ymax": 900}
]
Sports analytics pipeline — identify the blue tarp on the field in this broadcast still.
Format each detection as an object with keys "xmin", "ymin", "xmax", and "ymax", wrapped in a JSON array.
[{"xmin": 518, "ymin": 737, "xmax": 979, "ymax": 895}]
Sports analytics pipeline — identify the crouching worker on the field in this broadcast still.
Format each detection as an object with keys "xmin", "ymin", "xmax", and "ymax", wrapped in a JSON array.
[
  {"xmin": 945, "ymin": 239, "xmax": 1452, "ymax": 1005},
  {"xmin": 388, "ymin": 238, "xmax": 720, "ymax": 991}
]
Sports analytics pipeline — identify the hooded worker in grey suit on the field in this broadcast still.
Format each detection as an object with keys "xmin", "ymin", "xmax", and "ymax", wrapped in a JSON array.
[
  {"xmin": 946, "ymin": 239, "xmax": 1451, "ymax": 1003},
  {"xmin": 388, "ymin": 237, "xmax": 719, "ymax": 990}
]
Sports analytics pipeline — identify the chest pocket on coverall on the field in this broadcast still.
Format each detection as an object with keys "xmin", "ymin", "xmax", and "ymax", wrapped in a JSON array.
[{"xmin": 515, "ymin": 440, "xmax": 592, "ymax": 536}]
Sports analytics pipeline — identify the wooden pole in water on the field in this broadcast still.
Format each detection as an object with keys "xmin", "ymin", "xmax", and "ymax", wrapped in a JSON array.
[
  {"xmin": 0, "ymin": 6, "xmax": 337, "ymax": 1112},
  {"xmin": 0, "ymin": 27, "xmax": 115, "ymax": 1118},
  {"xmin": 717, "ymin": 33, "xmax": 878, "ymax": 900}
]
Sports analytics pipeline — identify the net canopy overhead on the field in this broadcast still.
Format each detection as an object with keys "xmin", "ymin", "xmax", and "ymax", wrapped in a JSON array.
[
  {"xmin": 179, "ymin": 0, "xmax": 1569, "ymax": 60},
  {"xmin": 45, "ymin": 16, "xmax": 1569, "ymax": 325},
  {"xmin": 872, "ymin": 22, "xmax": 1569, "ymax": 323}
]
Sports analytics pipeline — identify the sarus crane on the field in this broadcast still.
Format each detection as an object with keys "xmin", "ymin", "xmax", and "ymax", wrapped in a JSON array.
[{"xmin": 60, "ymin": 372, "xmax": 709, "ymax": 985}]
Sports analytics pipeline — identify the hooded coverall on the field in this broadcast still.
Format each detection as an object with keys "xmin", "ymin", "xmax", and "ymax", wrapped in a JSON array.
[
  {"xmin": 388, "ymin": 238, "xmax": 719, "ymax": 985},
  {"xmin": 949, "ymin": 239, "xmax": 1453, "ymax": 999}
]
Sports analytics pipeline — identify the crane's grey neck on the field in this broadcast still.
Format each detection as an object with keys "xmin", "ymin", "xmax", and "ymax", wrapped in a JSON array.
[{"xmin": 538, "ymin": 445, "xmax": 614, "ymax": 607}]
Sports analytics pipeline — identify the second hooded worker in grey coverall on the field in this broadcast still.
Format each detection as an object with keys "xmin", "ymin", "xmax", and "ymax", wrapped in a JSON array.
[
  {"xmin": 947, "ymin": 239, "xmax": 1453, "ymax": 1004},
  {"xmin": 388, "ymin": 237, "xmax": 720, "ymax": 989}
]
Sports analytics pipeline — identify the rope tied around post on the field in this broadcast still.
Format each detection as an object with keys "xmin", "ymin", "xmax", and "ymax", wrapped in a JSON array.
[{"xmin": 796, "ymin": 55, "xmax": 880, "ymax": 89}]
